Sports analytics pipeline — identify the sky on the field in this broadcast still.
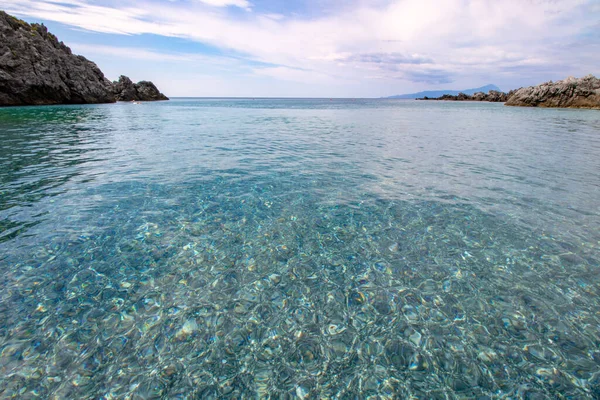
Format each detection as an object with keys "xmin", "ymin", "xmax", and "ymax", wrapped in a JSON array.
[{"xmin": 4, "ymin": 0, "xmax": 600, "ymax": 97}]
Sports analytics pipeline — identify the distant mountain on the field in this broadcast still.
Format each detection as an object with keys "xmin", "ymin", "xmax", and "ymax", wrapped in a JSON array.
[{"xmin": 385, "ymin": 84, "xmax": 502, "ymax": 99}]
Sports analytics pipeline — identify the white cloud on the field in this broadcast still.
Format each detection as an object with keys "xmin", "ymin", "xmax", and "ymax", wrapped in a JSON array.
[
  {"xmin": 68, "ymin": 43, "xmax": 246, "ymax": 68},
  {"xmin": 196, "ymin": 0, "xmax": 251, "ymax": 10},
  {"xmin": 69, "ymin": 44, "xmax": 196, "ymax": 62},
  {"xmin": 67, "ymin": 43, "xmax": 257, "ymax": 84},
  {"xmin": 252, "ymin": 66, "xmax": 338, "ymax": 84},
  {"xmin": 3, "ymin": 0, "xmax": 599, "ymax": 95}
]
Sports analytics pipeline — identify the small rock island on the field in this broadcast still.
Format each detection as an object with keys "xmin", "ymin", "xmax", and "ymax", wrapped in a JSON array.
[
  {"xmin": 0, "ymin": 11, "xmax": 168, "ymax": 107},
  {"xmin": 112, "ymin": 75, "xmax": 168, "ymax": 102}
]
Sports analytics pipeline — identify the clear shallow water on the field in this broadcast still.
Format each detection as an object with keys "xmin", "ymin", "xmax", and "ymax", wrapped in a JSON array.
[{"xmin": 1, "ymin": 98, "xmax": 600, "ymax": 398}]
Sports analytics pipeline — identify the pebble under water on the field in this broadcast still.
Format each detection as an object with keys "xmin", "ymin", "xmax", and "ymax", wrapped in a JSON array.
[{"xmin": 1, "ymin": 99, "xmax": 600, "ymax": 398}]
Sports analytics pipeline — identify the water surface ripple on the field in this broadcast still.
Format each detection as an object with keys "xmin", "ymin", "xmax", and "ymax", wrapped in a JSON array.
[{"xmin": 1, "ymin": 99, "xmax": 600, "ymax": 398}]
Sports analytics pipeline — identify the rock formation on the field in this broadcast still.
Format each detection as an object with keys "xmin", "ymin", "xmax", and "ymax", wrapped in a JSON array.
[
  {"xmin": 0, "ymin": 12, "xmax": 114, "ymax": 106},
  {"xmin": 474, "ymin": 90, "xmax": 509, "ymax": 102},
  {"xmin": 418, "ymin": 90, "xmax": 509, "ymax": 102},
  {"xmin": 0, "ymin": 11, "xmax": 168, "ymax": 106},
  {"xmin": 505, "ymin": 75, "xmax": 600, "ymax": 109},
  {"xmin": 113, "ymin": 75, "xmax": 168, "ymax": 102}
]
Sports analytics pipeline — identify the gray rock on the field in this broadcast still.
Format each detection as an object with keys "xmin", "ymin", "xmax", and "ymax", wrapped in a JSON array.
[
  {"xmin": 505, "ymin": 75, "xmax": 600, "ymax": 109},
  {"xmin": 472, "ymin": 92, "xmax": 487, "ymax": 101},
  {"xmin": 113, "ymin": 75, "xmax": 169, "ymax": 102},
  {"xmin": 112, "ymin": 75, "xmax": 137, "ymax": 102},
  {"xmin": 135, "ymin": 81, "xmax": 169, "ymax": 101},
  {"xmin": 0, "ymin": 11, "xmax": 169, "ymax": 106},
  {"xmin": 486, "ymin": 90, "xmax": 508, "ymax": 102},
  {"xmin": 0, "ymin": 11, "xmax": 115, "ymax": 106}
]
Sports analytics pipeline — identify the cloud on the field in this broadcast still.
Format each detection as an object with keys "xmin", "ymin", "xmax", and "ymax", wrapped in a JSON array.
[
  {"xmin": 196, "ymin": 0, "xmax": 252, "ymax": 10},
  {"xmin": 68, "ymin": 43, "xmax": 252, "ymax": 68},
  {"xmin": 252, "ymin": 66, "xmax": 336, "ymax": 84},
  {"xmin": 339, "ymin": 52, "xmax": 433, "ymax": 65},
  {"xmin": 67, "ymin": 43, "xmax": 261, "ymax": 82},
  {"xmin": 401, "ymin": 70, "xmax": 454, "ymax": 85},
  {"xmin": 3, "ymin": 0, "xmax": 599, "ymax": 95},
  {"xmin": 69, "ymin": 43, "xmax": 198, "ymax": 62}
]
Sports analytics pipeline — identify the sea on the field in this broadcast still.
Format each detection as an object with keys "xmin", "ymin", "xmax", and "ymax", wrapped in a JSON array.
[{"xmin": 1, "ymin": 98, "xmax": 599, "ymax": 398}]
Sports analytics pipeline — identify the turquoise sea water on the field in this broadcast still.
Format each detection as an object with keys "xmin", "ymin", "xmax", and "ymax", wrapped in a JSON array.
[{"xmin": 1, "ymin": 98, "xmax": 600, "ymax": 398}]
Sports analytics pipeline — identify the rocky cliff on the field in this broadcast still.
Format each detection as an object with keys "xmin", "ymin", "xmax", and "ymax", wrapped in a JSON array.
[
  {"xmin": 505, "ymin": 75, "xmax": 600, "ymax": 109},
  {"xmin": 0, "ymin": 11, "xmax": 168, "ymax": 106}
]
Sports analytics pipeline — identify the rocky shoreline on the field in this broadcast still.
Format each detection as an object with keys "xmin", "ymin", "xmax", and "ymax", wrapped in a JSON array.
[
  {"xmin": 505, "ymin": 75, "xmax": 600, "ymax": 109},
  {"xmin": 417, "ymin": 90, "xmax": 511, "ymax": 102},
  {"xmin": 415, "ymin": 75, "xmax": 600, "ymax": 110},
  {"xmin": 0, "ymin": 11, "xmax": 167, "ymax": 107}
]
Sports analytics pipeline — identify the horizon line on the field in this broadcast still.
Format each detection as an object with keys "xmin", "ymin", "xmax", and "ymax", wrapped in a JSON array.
[{"xmin": 168, "ymin": 97, "xmax": 417, "ymax": 99}]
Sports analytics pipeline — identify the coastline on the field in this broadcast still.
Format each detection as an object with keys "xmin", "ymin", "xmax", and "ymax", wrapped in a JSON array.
[{"xmin": 1, "ymin": 9, "xmax": 598, "ymax": 109}]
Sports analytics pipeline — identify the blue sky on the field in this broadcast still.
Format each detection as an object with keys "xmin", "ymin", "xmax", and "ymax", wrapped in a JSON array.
[{"xmin": 4, "ymin": 0, "xmax": 600, "ymax": 97}]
